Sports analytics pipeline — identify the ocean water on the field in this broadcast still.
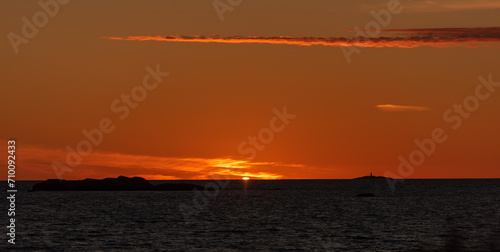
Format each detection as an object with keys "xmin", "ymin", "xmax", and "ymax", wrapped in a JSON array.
[{"xmin": 2, "ymin": 179, "xmax": 500, "ymax": 251}]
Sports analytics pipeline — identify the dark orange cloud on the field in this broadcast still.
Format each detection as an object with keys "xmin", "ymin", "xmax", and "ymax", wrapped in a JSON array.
[
  {"xmin": 102, "ymin": 27, "xmax": 500, "ymax": 48},
  {"xmin": 369, "ymin": 27, "xmax": 500, "ymax": 35}
]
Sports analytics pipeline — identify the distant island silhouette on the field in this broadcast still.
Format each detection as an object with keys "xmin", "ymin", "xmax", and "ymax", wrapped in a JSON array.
[
  {"xmin": 353, "ymin": 172, "xmax": 390, "ymax": 180},
  {"xmin": 30, "ymin": 176, "xmax": 205, "ymax": 191}
]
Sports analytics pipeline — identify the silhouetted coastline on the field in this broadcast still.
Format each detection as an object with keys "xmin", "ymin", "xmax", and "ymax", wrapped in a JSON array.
[{"xmin": 30, "ymin": 176, "xmax": 205, "ymax": 191}]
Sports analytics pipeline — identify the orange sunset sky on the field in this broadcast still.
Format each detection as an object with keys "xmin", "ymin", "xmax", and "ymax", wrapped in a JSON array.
[{"xmin": 1, "ymin": 0, "xmax": 499, "ymax": 180}]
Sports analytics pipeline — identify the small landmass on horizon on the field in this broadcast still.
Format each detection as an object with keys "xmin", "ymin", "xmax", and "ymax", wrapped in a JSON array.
[
  {"xmin": 29, "ymin": 176, "xmax": 205, "ymax": 191},
  {"xmin": 352, "ymin": 173, "xmax": 391, "ymax": 180}
]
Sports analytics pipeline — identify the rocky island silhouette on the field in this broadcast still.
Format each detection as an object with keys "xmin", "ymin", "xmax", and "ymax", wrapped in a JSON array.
[
  {"xmin": 353, "ymin": 172, "xmax": 390, "ymax": 180},
  {"xmin": 30, "ymin": 176, "xmax": 205, "ymax": 191}
]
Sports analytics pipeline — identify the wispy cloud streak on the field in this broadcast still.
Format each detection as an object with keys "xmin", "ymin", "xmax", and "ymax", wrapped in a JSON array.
[
  {"xmin": 375, "ymin": 104, "xmax": 431, "ymax": 112},
  {"xmin": 370, "ymin": 27, "xmax": 500, "ymax": 35},
  {"xmin": 103, "ymin": 27, "xmax": 500, "ymax": 48}
]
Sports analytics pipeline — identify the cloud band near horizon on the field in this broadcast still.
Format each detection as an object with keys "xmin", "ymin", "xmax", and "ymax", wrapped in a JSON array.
[
  {"xmin": 12, "ymin": 143, "xmax": 312, "ymax": 180},
  {"xmin": 103, "ymin": 27, "xmax": 500, "ymax": 48}
]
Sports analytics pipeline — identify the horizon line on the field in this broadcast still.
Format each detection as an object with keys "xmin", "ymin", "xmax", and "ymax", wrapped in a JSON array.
[{"xmin": 5, "ymin": 177, "xmax": 500, "ymax": 182}]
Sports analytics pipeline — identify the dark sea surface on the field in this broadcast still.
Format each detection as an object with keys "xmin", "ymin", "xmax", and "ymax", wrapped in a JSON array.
[{"xmin": 2, "ymin": 179, "xmax": 500, "ymax": 251}]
